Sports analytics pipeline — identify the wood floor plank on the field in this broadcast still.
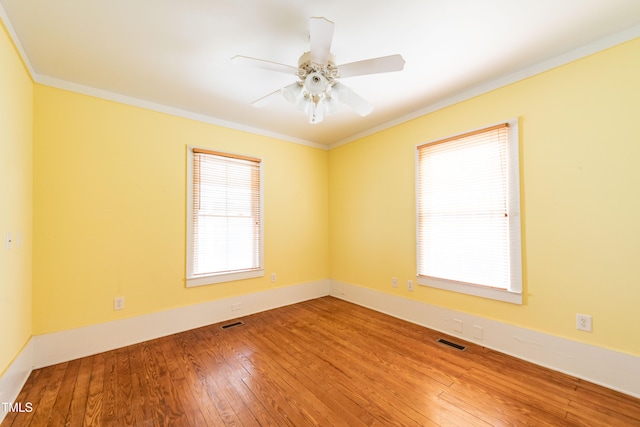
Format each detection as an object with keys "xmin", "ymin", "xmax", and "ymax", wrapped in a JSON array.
[
  {"xmin": 256, "ymin": 325, "xmax": 393, "ymax": 426},
  {"xmin": 142, "ymin": 338, "xmax": 191, "ymax": 426},
  {"xmin": 567, "ymin": 396, "xmax": 640, "ymax": 426},
  {"xmin": 446, "ymin": 374, "xmax": 575, "ymax": 426},
  {"xmin": 242, "ymin": 324, "xmax": 376, "ymax": 425},
  {"xmin": 158, "ymin": 336, "xmax": 210, "ymax": 427},
  {"xmin": 191, "ymin": 327, "xmax": 266, "ymax": 427},
  {"xmin": 445, "ymin": 382, "xmax": 572, "ymax": 426},
  {"xmin": 28, "ymin": 362, "xmax": 69, "ymax": 426},
  {"xmin": 213, "ymin": 328, "xmax": 290, "ymax": 426},
  {"xmin": 460, "ymin": 367, "xmax": 572, "ymax": 417},
  {"xmin": 480, "ymin": 347, "xmax": 581, "ymax": 393},
  {"xmin": 187, "ymin": 328, "xmax": 256, "ymax": 426},
  {"xmin": 100, "ymin": 350, "xmax": 119, "ymax": 425},
  {"xmin": 171, "ymin": 331, "xmax": 229, "ymax": 426},
  {"xmin": 570, "ymin": 379, "xmax": 640, "ymax": 423},
  {"xmin": 135, "ymin": 342, "xmax": 167, "ymax": 426},
  {"xmin": 83, "ymin": 353, "xmax": 106, "ymax": 427},
  {"xmin": 64, "ymin": 356, "xmax": 93, "ymax": 427},
  {"xmin": 4, "ymin": 296, "xmax": 640, "ymax": 426},
  {"xmin": 114, "ymin": 347, "xmax": 134, "ymax": 426},
  {"xmin": 236, "ymin": 339, "xmax": 365, "ymax": 427},
  {"xmin": 227, "ymin": 315, "xmax": 363, "ymax": 425},
  {"xmin": 47, "ymin": 358, "xmax": 82, "ymax": 426},
  {"xmin": 128, "ymin": 343, "xmax": 155, "ymax": 426}
]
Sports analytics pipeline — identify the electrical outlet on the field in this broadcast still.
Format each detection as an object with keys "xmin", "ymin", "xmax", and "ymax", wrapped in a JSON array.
[
  {"xmin": 271, "ymin": 273, "xmax": 276, "ymax": 282},
  {"xmin": 453, "ymin": 318, "xmax": 463, "ymax": 333},
  {"xmin": 392, "ymin": 277, "xmax": 398, "ymax": 288},
  {"xmin": 576, "ymin": 313, "xmax": 592, "ymax": 332},
  {"xmin": 473, "ymin": 325, "xmax": 483, "ymax": 340},
  {"xmin": 114, "ymin": 297, "xmax": 125, "ymax": 311},
  {"xmin": 407, "ymin": 280, "xmax": 414, "ymax": 291}
]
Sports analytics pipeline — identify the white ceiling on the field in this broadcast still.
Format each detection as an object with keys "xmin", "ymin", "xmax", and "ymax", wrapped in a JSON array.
[{"xmin": 2, "ymin": 0, "xmax": 640, "ymax": 147}]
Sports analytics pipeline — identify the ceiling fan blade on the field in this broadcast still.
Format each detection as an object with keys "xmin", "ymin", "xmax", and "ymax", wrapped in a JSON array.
[
  {"xmin": 231, "ymin": 55, "xmax": 298, "ymax": 75},
  {"xmin": 309, "ymin": 17, "xmax": 334, "ymax": 66},
  {"xmin": 338, "ymin": 54, "xmax": 405, "ymax": 78},
  {"xmin": 251, "ymin": 89, "xmax": 283, "ymax": 108},
  {"xmin": 332, "ymin": 82, "xmax": 373, "ymax": 116}
]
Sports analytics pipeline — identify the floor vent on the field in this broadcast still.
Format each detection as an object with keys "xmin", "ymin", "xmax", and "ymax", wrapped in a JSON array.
[
  {"xmin": 437, "ymin": 338, "xmax": 467, "ymax": 351},
  {"xmin": 221, "ymin": 321, "xmax": 244, "ymax": 330}
]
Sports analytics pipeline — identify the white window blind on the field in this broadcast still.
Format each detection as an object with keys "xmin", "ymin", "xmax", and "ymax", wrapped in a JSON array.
[
  {"xmin": 187, "ymin": 148, "xmax": 263, "ymax": 286},
  {"xmin": 416, "ymin": 122, "xmax": 522, "ymax": 303}
]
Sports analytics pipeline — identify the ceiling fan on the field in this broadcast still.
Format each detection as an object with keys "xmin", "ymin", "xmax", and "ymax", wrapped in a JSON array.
[{"xmin": 232, "ymin": 17, "xmax": 405, "ymax": 124}]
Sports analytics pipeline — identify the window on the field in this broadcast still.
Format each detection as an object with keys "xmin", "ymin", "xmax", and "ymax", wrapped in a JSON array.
[
  {"xmin": 416, "ymin": 120, "xmax": 522, "ymax": 303},
  {"xmin": 187, "ymin": 148, "xmax": 264, "ymax": 287}
]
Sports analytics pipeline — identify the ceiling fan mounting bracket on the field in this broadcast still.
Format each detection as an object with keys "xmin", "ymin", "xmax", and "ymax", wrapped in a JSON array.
[{"xmin": 296, "ymin": 51, "xmax": 339, "ymax": 81}]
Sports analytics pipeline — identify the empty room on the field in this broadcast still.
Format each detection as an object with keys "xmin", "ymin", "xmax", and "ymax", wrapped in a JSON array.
[{"xmin": 1, "ymin": 1, "xmax": 640, "ymax": 425}]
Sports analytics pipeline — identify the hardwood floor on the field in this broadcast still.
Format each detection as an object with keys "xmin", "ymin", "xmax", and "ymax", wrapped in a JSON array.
[{"xmin": 3, "ymin": 296, "xmax": 640, "ymax": 426}]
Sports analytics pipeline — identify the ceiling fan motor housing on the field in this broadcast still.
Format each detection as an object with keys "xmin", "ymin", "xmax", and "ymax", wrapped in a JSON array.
[{"xmin": 297, "ymin": 52, "xmax": 338, "ymax": 79}]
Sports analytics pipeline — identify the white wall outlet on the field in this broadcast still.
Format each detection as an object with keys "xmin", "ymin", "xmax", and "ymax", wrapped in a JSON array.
[
  {"xmin": 407, "ymin": 280, "xmax": 414, "ymax": 291},
  {"xmin": 114, "ymin": 297, "xmax": 125, "ymax": 311},
  {"xmin": 453, "ymin": 318, "xmax": 463, "ymax": 333},
  {"xmin": 6, "ymin": 232, "xmax": 11, "ymax": 250},
  {"xmin": 473, "ymin": 325, "xmax": 483, "ymax": 340},
  {"xmin": 271, "ymin": 273, "xmax": 276, "ymax": 282},
  {"xmin": 576, "ymin": 314, "xmax": 592, "ymax": 332},
  {"xmin": 392, "ymin": 277, "xmax": 398, "ymax": 288}
]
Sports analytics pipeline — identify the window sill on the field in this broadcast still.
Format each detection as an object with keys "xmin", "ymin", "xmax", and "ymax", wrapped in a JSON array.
[
  {"xmin": 187, "ymin": 269, "xmax": 264, "ymax": 288},
  {"xmin": 417, "ymin": 276, "xmax": 522, "ymax": 304}
]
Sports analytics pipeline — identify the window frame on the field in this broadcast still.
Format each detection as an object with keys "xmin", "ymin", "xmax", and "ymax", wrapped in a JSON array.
[
  {"xmin": 186, "ymin": 146, "xmax": 264, "ymax": 288},
  {"xmin": 415, "ymin": 119, "xmax": 522, "ymax": 304}
]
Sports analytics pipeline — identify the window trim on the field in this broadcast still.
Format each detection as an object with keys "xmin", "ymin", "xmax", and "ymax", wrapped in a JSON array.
[
  {"xmin": 186, "ymin": 146, "xmax": 264, "ymax": 288},
  {"xmin": 415, "ymin": 119, "xmax": 522, "ymax": 304}
]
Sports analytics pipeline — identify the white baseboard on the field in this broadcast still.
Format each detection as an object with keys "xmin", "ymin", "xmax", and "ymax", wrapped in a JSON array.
[
  {"xmin": 329, "ymin": 279, "xmax": 640, "ymax": 399},
  {"xmin": 32, "ymin": 279, "xmax": 330, "ymax": 369},
  {"xmin": 0, "ymin": 339, "xmax": 33, "ymax": 423}
]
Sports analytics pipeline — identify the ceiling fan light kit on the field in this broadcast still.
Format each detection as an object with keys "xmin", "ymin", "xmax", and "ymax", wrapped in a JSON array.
[
  {"xmin": 286, "ymin": 54, "xmax": 343, "ymax": 124},
  {"xmin": 233, "ymin": 17, "xmax": 405, "ymax": 124}
]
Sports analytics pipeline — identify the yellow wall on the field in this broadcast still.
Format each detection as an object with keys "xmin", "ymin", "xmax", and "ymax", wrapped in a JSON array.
[
  {"xmin": 0, "ymin": 21, "xmax": 32, "ymax": 375},
  {"xmin": 329, "ymin": 37, "xmax": 640, "ymax": 356},
  {"xmin": 32, "ymin": 86, "xmax": 329, "ymax": 334}
]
